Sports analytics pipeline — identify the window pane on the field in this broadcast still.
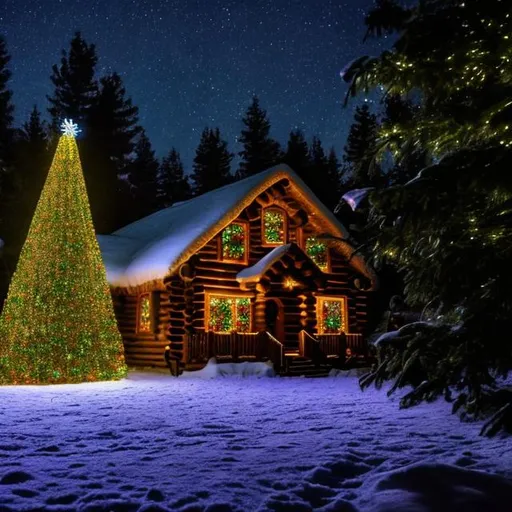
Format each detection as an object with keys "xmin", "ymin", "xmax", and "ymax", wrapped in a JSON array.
[
  {"xmin": 306, "ymin": 237, "xmax": 328, "ymax": 271},
  {"xmin": 321, "ymin": 299, "xmax": 345, "ymax": 333},
  {"xmin": 209, "ymin": 297, "xmax": 234, "ymax": 332},
  {"xmin": 264, "ymin": 209, "xmax": 285, "ymax": 244},
  {"xmin": 222, "ymin": 223, "xmax": 245, "ymax": 261},
  {"xmin": 235, "ymin": 298, "xmax": 251, "ymax": 332},
  {"xmin": 139, "ymin": 295, "xmax": 151, "ymax": 332}
]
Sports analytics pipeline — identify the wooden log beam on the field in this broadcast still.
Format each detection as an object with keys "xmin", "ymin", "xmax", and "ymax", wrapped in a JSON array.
[
  {"xmin": 246, "ymin": 204, "xmax": 261, "ymax": 221},
  {"xmin": 192, "ymin": 280, "xmax": 242, "ymax": 290},
  {"xmin": 194, "ymin": 270, "xmax": 239, "ymax": 281}
]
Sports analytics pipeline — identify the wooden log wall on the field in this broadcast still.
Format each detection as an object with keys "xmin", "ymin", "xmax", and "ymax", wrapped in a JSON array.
[
  {"xmin": 113, "ymin": 290, "xmax": 170, "ymax": 369},
  {"xmin": 111, "ymin": 176, "xmax": 373, "ymax": 369},
  {"xmin": 182, "ymin": 179, "xmax": 370, "ymax": 355},
  {"xmin": 180, "ymin": 186, "xmax": 308, "ymax": 352},
  {"xmin": 298, "ymin": 292, "xmax": 317, "ymax": 333},
  {"xmin": 164, "ymin": 275, "xmax": 186, "ymax": 361},
  {"xmin": 254, "ymin": 289, "xmax": 267, "ymax": 332}
]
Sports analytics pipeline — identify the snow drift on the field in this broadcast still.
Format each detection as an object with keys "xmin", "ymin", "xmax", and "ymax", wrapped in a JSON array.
[{"xmin": 0, "ymin": 373, "xmax": 510, "ymax": 511}]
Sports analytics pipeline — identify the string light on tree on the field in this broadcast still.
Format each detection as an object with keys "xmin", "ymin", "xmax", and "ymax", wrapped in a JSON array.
[{"xmin": 0, "ymin": 128, "xmax": 127, "ymax": 384}]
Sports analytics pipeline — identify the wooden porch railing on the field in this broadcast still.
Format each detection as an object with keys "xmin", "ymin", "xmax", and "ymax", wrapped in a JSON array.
[
  {"xmin": 299, "ymin": 330, "xmax": 320, "ymax": 360},
  {"xmin": 316, "ymin": 333, "xmax": 346, "ymax": 358},
  {"xmin": 345, "ymin": 333, "xmax": 365, "ymax": 354},
  {"xmin": 299, "ymin": 331, "xmax": 366, "ymax": 361},
  {"xmin": 263, "ymin": 332, "xmax": 284, "ymax": 372},
  {"xmin": 183, "ymin": 331, "xmax": 284, "ymax": 372},
  {"xmin": 316, "ymin": 333, "xmax": 365, "ymax": 356}
]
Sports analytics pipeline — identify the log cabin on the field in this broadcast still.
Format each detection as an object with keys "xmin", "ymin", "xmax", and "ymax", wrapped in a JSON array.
[{"xmin": 97, "ymin": 164, "xmax": 378, "ymax": 374}]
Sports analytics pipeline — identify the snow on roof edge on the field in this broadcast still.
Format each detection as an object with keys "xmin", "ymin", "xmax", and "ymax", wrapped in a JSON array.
[
  {"xmin": 99, "ymin": 164, "xmax": 369, "ymax": 288},
  {"xmin": 236, "ymin": 244, "xmax": 292, "ymax": 282}
]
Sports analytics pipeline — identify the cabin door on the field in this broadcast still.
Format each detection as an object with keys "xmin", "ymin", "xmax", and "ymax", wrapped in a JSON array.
[{"xmin": 264, "ymin": 299, "xmax": 285, "ymax": 343}]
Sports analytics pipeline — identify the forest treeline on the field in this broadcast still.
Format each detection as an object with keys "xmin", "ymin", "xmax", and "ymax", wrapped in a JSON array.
[{"xmin": 0, "ymin": 32, "xmax": 394, "ymax": 296}]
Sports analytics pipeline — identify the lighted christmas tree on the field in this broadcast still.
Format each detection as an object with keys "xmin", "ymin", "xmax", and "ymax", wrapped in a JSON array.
[{"xmin": 0, "ymin": 120, "xmax": 127, "ymax": 384}]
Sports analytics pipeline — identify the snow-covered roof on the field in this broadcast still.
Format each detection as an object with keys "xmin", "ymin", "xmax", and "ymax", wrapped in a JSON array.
[
  {"xmin": 237, "ymin": 244, "xmax": 293, "ymax": 283},
  {"xmin": 97, "ymin": 164, "xmax": 373, "ymax": 288}
]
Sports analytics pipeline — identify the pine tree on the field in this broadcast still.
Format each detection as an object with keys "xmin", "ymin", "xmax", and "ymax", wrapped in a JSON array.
[
  {"xmin": 0, "ymin": 35, "xmax": 14, "ymax": 172},
  {"xmin": 128, "ymin": 130, "xmax": 159, "ymax": 218},
  {"xmin": 0, "ymin": 36, "xmax": 15, "ymax": 302},
  {"xmin": 23, "ymin": 106, "xmax": 48, "ymax": 146},
  {"xmin": 47, "ymin": 32, "xmax": 98, "ymax": 128},
  {"xmin": 343, "ymin": 0, "xmax": 512, "ymax": 434},
  {"xmin": 14, "ymin": 106, "xmax": 51, "ymax": 243},
  {"xmin": 283, "ymin": 129, "xmax": 311, "ymax": 184},
  {"xmin": 342, "ymin": 104, "xmax": 382, "ymax": 189},
  {"xmin": 307, "ymin": 137, "xmax": 342, "ymax": 209},
  {"xmin": 158, "ymin": 148, "xmax": 191, "ymax": 208},
  {"xmin": 3, "ymin": 106, "xmax": 51, "ymax": 256},
  {"xmin": 0, "ymin": 126, "xmax": 127, "ymax": 384},
  {"xmin": 191, "ymin": 127, "xmax": 233, "ymax": 195},
  {"xmin": 237, "ymin": 96, "xmax": 282, "ymax": 179},
  {"xmin": 89, "ymin": 72, "xmax": 141, "ymax": 170},
  {"xmin": 85, "ymin": 72, "xmax": 141, "ymax": 232},
  {"xmin": 328, "ymin": 147, "xmax": 344, "ymax": 189},
  {"xmin": 382, "ymin": 95, "xmax": 430, "ymax": 185}
]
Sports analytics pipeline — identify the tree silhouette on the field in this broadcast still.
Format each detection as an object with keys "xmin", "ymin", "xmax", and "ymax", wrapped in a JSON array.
[
  {"xmin": 191, "ymin": 127, "xmax": 233, "ymax": 195},
  {"xmin": 47, "ymin": 32, "xmax": 98, "ymax": 128},
  {"xmin": 85, "ymin": 72, "xmax": 141, "ymax": 232},
  {"xmin": 0, "ymin": 35, "xmax": 14, "ymax": 175},
  {"xmin": 307, "ymin": 137, "xmax": 342, "ymax": 209},
  {"xmin": 237, "ymin": 96, "xmax": 282, "ymax": 179},
  {"xmin": 283, "ymin": 129, "xmax": 311, "ymax": 184},
  {"xmin": 342, "ymin": 104, "xmax": 382, "ymax": 189},
  {"xmin": 158, "ymin": 148, "xmax": 191, "ymax": 208},
  {"xmin": 128, "ymin": 130, "xmax": 160, "ymax": 218}
]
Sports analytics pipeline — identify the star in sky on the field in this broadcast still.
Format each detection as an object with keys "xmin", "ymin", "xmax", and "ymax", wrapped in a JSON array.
[{"xmin": 3, "ymin": 0, "xmax": 385, "ymax": 168}]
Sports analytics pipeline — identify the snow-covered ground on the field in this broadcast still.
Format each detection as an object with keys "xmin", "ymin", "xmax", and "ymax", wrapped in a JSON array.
[{"xmin": 1, "ymin": 370, "xmax": 511, "ymax": 512}]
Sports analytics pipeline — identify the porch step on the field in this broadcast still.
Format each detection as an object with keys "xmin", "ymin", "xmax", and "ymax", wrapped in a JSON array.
[{"xmin": 281, "ymin": 357, "xmax": 332, "ymax": 378}]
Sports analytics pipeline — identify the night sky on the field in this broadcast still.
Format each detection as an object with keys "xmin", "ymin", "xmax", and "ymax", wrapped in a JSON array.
[{"xmin": 2, "ymin": 0, "xmax": 386, "ymax": 168}]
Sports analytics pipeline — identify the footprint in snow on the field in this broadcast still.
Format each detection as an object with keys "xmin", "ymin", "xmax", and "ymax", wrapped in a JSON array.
[{"xmin": 0, "ymin": 471, "xmax": 34, "ymax": 485}]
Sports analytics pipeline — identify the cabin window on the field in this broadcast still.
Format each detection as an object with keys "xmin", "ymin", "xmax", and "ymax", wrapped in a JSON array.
[
  {"xmin": 138, "ymin": 294, "xmax": 152, "ymax": 332},
  {"xmin": 221, "ymin": 222, "xmax": 248, "ymax": 262},
  {"xmin": 317, "ymin": 297, "xmax": 348, "ymax": 334},
  {"xmin": 263, "ymin": 208, "xmax": 286, "ymax": 245},
  {"xmin": 305, "ymin": 236, "xmax": 329, "ymax": 271},
  {"xmin": 206, "ymin": 295, "xmax": 252, "ymax": 333}
]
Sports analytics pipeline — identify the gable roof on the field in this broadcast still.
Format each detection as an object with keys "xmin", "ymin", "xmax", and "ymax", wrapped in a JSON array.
[
  {"xmin": 236, "ymin": 243, "xmax": 324, "ymax": 285},
  {"xmin": 97, "ymin": 164, "xmax": 377, "ymax": 289},
  {"xmin": 237, "ymin": 244, "xmax": 294, "ymax": 283}
]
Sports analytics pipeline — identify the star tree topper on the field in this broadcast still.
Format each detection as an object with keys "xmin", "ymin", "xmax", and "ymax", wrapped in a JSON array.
[{"xmin": 60, "ymin": 118, "xmax": 81, "ymax": 137}]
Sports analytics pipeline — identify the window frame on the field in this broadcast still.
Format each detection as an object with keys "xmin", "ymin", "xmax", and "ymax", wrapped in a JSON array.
[
  {"xmin": 137, "ymin": 293, "xmax": 153, "ymax": 333},
  {"xmin": 316, "ymin": 296, "xmax": 349, "ymax": 334},
  {"xmin": 204, "ymin": 291, "xmax": 253, "ymax": 334},
  {"xmin": 261, "ymin": 206, "xmax": 288, "ymax": 247},
  {"xmin": 218, "ymin": 220, "xmax": 249, "ymax": 264},
  {"xmin": 304, "ymin": 235, "xmax": 331, "ymax": 272}
]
